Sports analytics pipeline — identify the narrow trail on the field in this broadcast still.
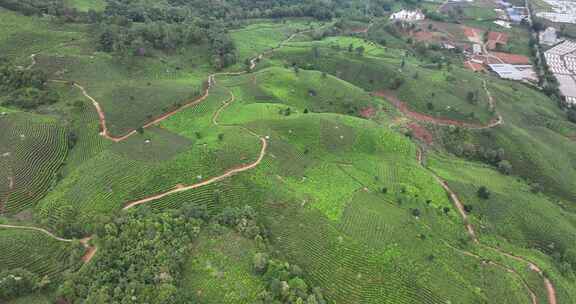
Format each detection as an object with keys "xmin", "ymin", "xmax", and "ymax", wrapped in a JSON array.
[
  {"xmin": 123, "ymin": 137, "xmax": 267, "ymax": 210},
  {"xmin": 51, "ymin": 26, "xmax": 315, "ymax": 143},
  {"xmin": 26, "ymin": 53, "xmax": 37, "ymax": 70},
  {"xmin": 410, "ymin": 84, "xmax": 555, "ymax": 303},
  {"xmin": 417, "ymin": 149, "xmax": 557, "ymax": 304},
  {"xmin": 1, "ymin": 26, "xmax": 318, "ymax": 267},
  {"xmin": 375, "ymin": 82, "xmax": 503, "ymax": 130},
  {"xmin": 443, "ymin": 241, "xmax": 538, "ymax": 304},
  {"xmin": 0, "ymin": 224, "xmax": 96, "ymax": 263},
  {"xmin": 124, "ymin": 88, "xmax": 267, "ymax": 210}
]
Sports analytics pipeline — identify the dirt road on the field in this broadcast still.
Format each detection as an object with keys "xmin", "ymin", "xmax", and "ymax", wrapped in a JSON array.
[
  {"xmin": 54, "ymin": 26, "xmax": 318, "ymax": 143},
  {"xmin": 418, "ymin": 149, "xmax": 557, "ymax": 304},
  {"xmin": 375, "ymin": 90, "xmax": 503, "ymax": 130},
  {"xmin": 0, "ymin": 224, "xmax": 96, "ymax": 263}
]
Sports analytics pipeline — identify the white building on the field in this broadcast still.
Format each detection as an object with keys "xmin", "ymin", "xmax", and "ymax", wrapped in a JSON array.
[
  {"xmin": 389, "ymin": 10, "xmax": 425, "ymax": 22},
  {"xmin": 535, "ymin": 0, "xmax": 576, "ymax": 24},
  {"xmin": 488, "ymin": 64, "xmax": 537, "ymax": 81},
  {"xmin": 540, "ymin": 27, "xmax": 558, "ymax": 46},
  {"xmin": 544, "ymin": 40, "xmax": 576, "ymax": 104}
]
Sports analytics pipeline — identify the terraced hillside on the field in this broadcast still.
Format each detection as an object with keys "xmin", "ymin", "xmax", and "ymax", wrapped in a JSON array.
[{"xmin": 0, "ymin": 1, "xmax": 575, "ymax": 303}]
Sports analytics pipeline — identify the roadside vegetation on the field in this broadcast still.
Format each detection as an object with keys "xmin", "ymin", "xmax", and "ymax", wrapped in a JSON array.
[{"xmin": 0, "ymin": 0, "xmax": 575, "ymax": 303}]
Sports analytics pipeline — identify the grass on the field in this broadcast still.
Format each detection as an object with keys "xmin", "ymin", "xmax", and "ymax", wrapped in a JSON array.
[
  {"xmin": 0, "ymin": 8, "xmax": 85, "ymax": 64},
  {"xmin": 36, "ymin": 48, "xmax": 213, "ymax": 136},
  {"xmin": 435, "ymin": 79, "xmax": 576, "ymax": 208},
  {"xmin": 1, "ymin": 10, "xmax": 575, "ymax": 303},
  {"xmin": 428, "ymin": 153, "xmax": 576, "ymax": 302},
  {"xmin": 230, "ymin": 20, "xmax": 323, "ymax": 66},
  {"xmin": 272, "ymin": 36, "xmax": 494, "ymax": 124},
  {"xmin": 182, "ymin": 228, "xmax": 264, "ymax": 303},
  {"xmin": 0, "ymin": 227, "xmax": 83, "ymax": 280},
  {"xmin": 0, "ymin": 112, "xmax": 69, "ymax": 214},
  {"xmin": 64, "ymin": 0, "xmax": 106, "ymax": 12},
  {"xmin": 224, "ymin": 66, "xmax": 382, "ymax": 118}
]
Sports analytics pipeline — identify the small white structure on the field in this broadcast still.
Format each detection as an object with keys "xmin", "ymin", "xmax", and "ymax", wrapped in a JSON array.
[
  {"xmin": 390, "ymin": 10, "xmax": 425, "ymax": 22},
  {"xmin": 442, "ymin": 42, "xmax": 456, "ymax": 49},
  {"xmin": 472, "ymin": 44, "xmax": 483, "ymax": 55},
  {"xmin": 540, "ymin": 27, "xmax": 559, "ymax": 46},
  {"xmin": 494, "ymin": 20, "xmax": 512, "ymax": 28}
]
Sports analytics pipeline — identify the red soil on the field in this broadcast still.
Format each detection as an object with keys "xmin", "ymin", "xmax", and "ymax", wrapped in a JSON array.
[
  {"xmin": 359, "ymin": 106, "xmax": 376, "ymax": 118},
  {"xmin": 81, "ymin": 244, "xmax": 97, "ymax": 263},
  {"xmin": 486, "ymin": 31, "xmax": 508, "ymax": 50},
  {"xmin": 489, "ymin": 52, "xmax": 531, "ymax": 64},
  {"xmin": 464, "ymin": 61, "xmax": 486, "ymax": 72},
  {"xmin": 408, "ymin": 123, "xmax": 433, "ymax": 145},
  {"xmin": 462, "ymin": 26, "xmax": 483, "ymax": 42},
  {"xmin": 373, "ymin": 91, "xmax": 501, "ymax": 129}
]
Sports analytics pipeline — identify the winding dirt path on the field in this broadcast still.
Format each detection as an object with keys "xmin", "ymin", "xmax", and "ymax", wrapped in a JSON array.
[
  {"xmin": 0, "ymin": 224, "xmax": 96, "ymax": 263},
  {"xmin": 0, "ymin": 224, "xmax": 73, "ymax": 242},
  {"xmin": 124, "ymin": 88, "xmax": 267, "ymax": 210},
  {"xmin": 408, "ymin": 83, "xmax": 554, "ymax": 303},
  {"xmin": 418, "ymin": 149, "xmax": 557, "ymax": 304},
  {"xmin": 52, "ymin": 27, "xmax": 316, "ymax": 143},
  {"xmin": 443, "ymin": 241, "xmax": 538, "ymax": 304},
  {"xmin": 375, "ymin": 81, "xmax": 502, "ymax": 130},
  {"xmin": 123, "ymin": 137, "xmax": 267, "ymax": 209},
  {"xmin": 1, "ymin": 25, "xmax": 318, "ymax": 268}
]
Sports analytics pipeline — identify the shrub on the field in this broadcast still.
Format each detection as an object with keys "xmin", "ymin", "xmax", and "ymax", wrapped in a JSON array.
[
  {"xmin": 477, "ymin": 186, "xmax": 490, "ymax": 199},
  {"xmin": 0, "ymin": 268, "xmax": 41, "ymax": 300},
  {"xmin": 497, "ymin": 160, "xmax": 512, "ymax": 175}
]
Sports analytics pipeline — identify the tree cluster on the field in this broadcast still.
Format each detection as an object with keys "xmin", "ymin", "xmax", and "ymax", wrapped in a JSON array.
[
  {"xmin": 103, "ymin": 0, "xmax": 336, "ymax": 22},
  {"xmin": 0, "ymin": 58, "xmax": 59, "ymax": 109},
  {"xmin": 57, "ymin": 208, "xmax": 203, "ymax": 303},
  {"xmin": 98, "ymin": 21, "xmax": 204, "ymax": 54},
  {"xmin": 0, "ymin": 0, "xmax": 64, "ymax": 16},
  {"xmin": 253, "ymin": 254, "xmax": 326, "ymax": 304},
  {"xmin": 443, "ymin": 127, "xmax": 512, "ymax": 174},
  {"xmin": 0, "ymin": 268, "xmax": 43, "ymax": 301}
]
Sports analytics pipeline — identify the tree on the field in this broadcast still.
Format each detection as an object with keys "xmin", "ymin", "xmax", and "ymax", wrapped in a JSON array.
[
  {"xmin": 466, "ymin": 91, "xmax": 476, "ymax": 104},
  {"xmin": 567, "ymin": 109, "xmax": 576, "ymax": 124},
  {"xmin": 348, "ymin": 43, "xmax": 354, "ymax": 52},
  {"xmin": 312, "ymin": 46, "xmax": 320, "ymax": 59},
  {"xmin": 253, "ymin": 253, "xmax": 269, "ymax": 274},
  {"xmin": 218, "ymin": 133, "xmax": 224, "ymax": 141},
  {"xmin": 477, "ymin": 186, "xmax": 490, "ymax": 199},
  {"xmin": 0, "ymin": 268, "xmax": 40, "ymax": 300},
  {"xmin": 355, "ymin": 46, "xmax": 365, "ymax": 56},
  {"xmin": 497, "ymin": 160, "xmax": 512, "ymax": 175}
]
